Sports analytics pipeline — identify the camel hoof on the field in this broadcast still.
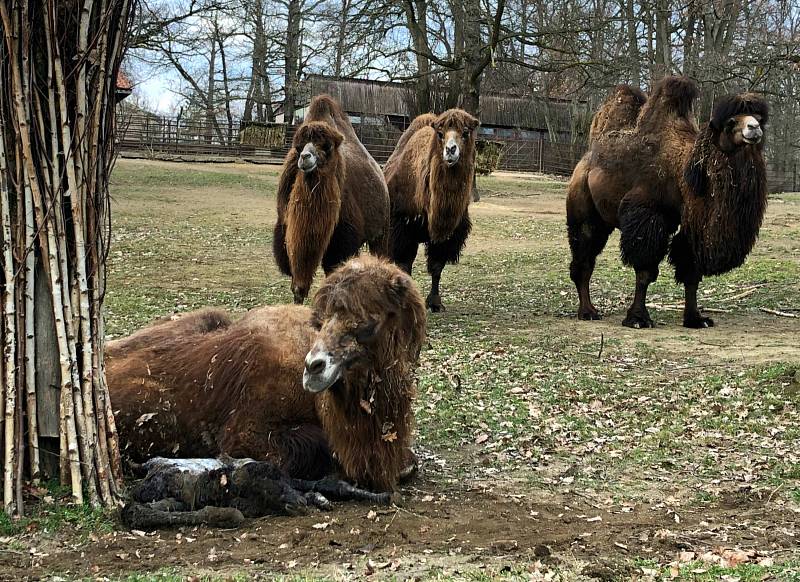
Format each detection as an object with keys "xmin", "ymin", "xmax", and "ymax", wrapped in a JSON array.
[
  {"xmin": 426, "ymin": 296, "xmax": 445, "ymax": 312},
  {"xmin": 684, "ymin": 316, "xmax": 714, "ymax": 329},
  {"xmin": 577, "ymin": 310, "xmax": 602, "ymax": 321},
  {"xmin": 622, "ymin": 314, "xmax": 654, "ymax": 329}
]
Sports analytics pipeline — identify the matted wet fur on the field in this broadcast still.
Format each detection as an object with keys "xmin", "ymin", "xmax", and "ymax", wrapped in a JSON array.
[
  {"xmin": 108, "ymin": 256, "xmax": 426, "ymax": 492},
  {"xmin": 566, "ymin": 77, "xmax": 769, "ymax": 329},
  {"xmin": 273, "ymin": 95, "xmax": 390, "ymax": 304},
  {"xmin": 384, "ymin": 109, "xmax": 479, "ymax": 311}
]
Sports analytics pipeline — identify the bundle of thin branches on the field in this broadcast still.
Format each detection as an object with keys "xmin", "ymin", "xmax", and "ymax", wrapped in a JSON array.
[{"xmin": 0, "ymin": 0, "xmax": 135, "ymax": 515}]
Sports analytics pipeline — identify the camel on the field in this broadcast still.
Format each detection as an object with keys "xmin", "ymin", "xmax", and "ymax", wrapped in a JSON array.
[
  {"xmin": 567, "ymin": 76, "xmax": 769, "ymax": 328},
  {"xmin": 121, "ymin": 457, "xmax": 393, "ymax": 529},
  {"xmin": 273, "ymin": 95, "xmax": 390, "ymax": 304},
  {"xmin": 384, "ymin": 109, "xmax": 479, "ymax": 312},
  {"xmin": 107, "ymin": 255, "xmax": 426, "ymax": 492}
]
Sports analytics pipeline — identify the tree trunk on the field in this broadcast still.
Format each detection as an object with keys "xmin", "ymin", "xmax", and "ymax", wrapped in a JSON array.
[
  {"xmin": 624, "ymin": 0, "xmax": 640, "ymax": 86},
  {"xmin": 0, "ymin": 0, "xmax": 131, "ymax": 514},
  {"xmin": 284, "ymin": 0, "xmax": 301, "ymax": 125},
  {"xmin": 402, "ymin": 0, "xmax": 432, "ymax": 114},
  {"xmin": 205, "ymin": 36, "xmax": 217, "ymax": 144}
]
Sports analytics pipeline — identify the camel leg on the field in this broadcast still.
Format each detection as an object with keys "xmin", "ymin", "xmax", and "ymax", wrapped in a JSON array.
[
  {"xmin": 567, "ymin": 217, "xmax": 612, "ymax": 320},
  {"xmin": 623, "ymin": 266, "xmax": 659, "ymax": 328},
  {"xmin": 567, "ymin": 159, "xmax": 612, "ymax": 320},
  {"xmin": 322, "ymin": 222, "xmax": 362, "ymax": 275},
  {"xmin": 425, "ymin": 213, "xmax": 472, "ymax": 312},
  {"xmin": 618, "ymin": 191, "xmax": 675, "ymax": 329},
  {"xmin": 390, "ymin": 215, "xmax": 421, "ymax": 274},
  {"xmin": 367, "ymin": 230, "xmax": 389, "ymax": 258},
  {"xmin": 272, "ymin": 222, "xmax": 292, "ymax": 276},
  {"xmin": 670, "ymin": 231, "xmax": 714, "ymax": 328}
]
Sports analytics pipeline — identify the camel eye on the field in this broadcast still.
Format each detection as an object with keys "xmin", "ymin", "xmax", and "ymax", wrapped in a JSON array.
[
  {"xmin": 310, "ymin": 315, "xmax": 323, "ymax": 331},
  {"xmin": 354, "ymin": 320, "xmax": 378, "ymax": 344},
  {"xmin": 462, "ymin": 128, "xmax": 471, "ymax": 138},
  {"xmin": 436, "ymin": 130, "xmax": 444, "ymax": 140}
]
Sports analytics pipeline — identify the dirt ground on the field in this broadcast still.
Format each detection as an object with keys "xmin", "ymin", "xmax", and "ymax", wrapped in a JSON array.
[{"xmin": 3, "ymin": 162, "xmax": 798, "ymax": 581}]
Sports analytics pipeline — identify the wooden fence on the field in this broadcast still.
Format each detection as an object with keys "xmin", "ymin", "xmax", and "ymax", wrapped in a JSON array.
[{"xmin": 116, "ymin": 112, "xmax": 799, "ymax": 191}]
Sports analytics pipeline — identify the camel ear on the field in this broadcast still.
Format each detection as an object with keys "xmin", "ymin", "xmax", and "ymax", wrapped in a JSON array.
[
  {"xmin": 330, "ymin": 128, "xmax": 344, "ymax": 149},
  {"xmin": 388, "ymin": 272, "xmax": 413, "ymax": 306}
]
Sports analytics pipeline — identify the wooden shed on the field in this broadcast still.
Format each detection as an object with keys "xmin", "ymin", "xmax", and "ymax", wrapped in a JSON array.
[{"xmin": 299, "ymin": 75, "xmax": 590, "ymax": 143}]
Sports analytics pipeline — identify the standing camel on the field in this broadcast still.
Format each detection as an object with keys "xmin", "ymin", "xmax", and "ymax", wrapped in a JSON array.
[
  {"xmin": 567, "ymin": 76, "xmax": 769, "ymax": 328},
  {"xmin": 273, "ymin": 95, "xmax": 389, "ymax": 304},
  {"xmin": 384, "ymin": 109, "xmax": 479, "ymax": 311}
]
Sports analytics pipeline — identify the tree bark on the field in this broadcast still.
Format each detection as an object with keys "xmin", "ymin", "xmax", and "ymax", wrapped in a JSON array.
[
  {"xmin": 284, "ymin": 0, "xmax": 301, "ymax": 124},
  {"xmin": 0, "ymin": 0, "xmax": 132, "ymax": 514}
]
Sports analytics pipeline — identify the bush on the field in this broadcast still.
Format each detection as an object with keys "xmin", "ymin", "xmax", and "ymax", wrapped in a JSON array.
[{"xmin": 476, "ymin": 140, "xmax": 503, "ymax": 175}]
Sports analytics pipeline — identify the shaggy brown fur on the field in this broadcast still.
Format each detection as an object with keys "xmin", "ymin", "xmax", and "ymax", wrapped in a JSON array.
[
  {"xmin": 108, "ymin": 255, "xmax": 426, "ymax": 492},
  {"xmin": 566, "ymin": 77, "xmax": 769, "ymax": 329},
  {"xmin": 588, "ymin": 85, "xmax": 647, "ymax": 143},
  {"xmin": 384, "ymin": 109, "xmax": 479, "ymax": 311},
  {"xmin": 273, "ymin": 95, "xmax": 390, "ymax": 304}
]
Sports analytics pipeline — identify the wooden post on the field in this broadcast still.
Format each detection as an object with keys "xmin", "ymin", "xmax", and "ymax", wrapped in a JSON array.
[{"xmin": 538, "ymin": 133, "xmax": 544, "ymax": 173}]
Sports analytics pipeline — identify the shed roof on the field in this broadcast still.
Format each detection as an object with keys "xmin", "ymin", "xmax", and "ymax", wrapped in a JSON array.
[{"xmin": 303, "ymin": 74, "xmax": 589, "ymax": 134}]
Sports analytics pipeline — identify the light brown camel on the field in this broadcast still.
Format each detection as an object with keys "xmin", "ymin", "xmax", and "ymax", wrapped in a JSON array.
[
  {"xmin": 273, "ymin": 95, "xmax": 390, "ymax": 304},
  {"xmin": 383, "ymin": 109, "xmax": 479, "ymax": 311},
  {"xmin": 567, "ymin": 76, "xmax": 769, "ymax": 328},
  {"xmin": 107, "ymin": 255, "xmax": 426, "ymax": 492}
]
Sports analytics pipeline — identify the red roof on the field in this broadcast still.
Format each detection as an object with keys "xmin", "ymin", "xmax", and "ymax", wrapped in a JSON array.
[{"xmin": 117, "ymin": 72, "xmax": 133, "ymax": 91}]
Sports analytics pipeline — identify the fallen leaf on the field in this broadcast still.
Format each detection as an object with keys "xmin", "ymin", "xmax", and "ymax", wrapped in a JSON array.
[
  {"xmin": 135, "ymin": 412, "xmax": 157, "ymax": 426},
  {"xmin": 475, "ymin": 433, "xmax": 489, "ymax": 444}
]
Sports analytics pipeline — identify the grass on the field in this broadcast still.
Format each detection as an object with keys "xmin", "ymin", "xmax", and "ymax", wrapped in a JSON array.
[
  {"xmin": 19, "ymin": 159, "xmax": 794, "ymax": 579},
  {"xmin": 103, "ymin": 161, "xmax": 800, "ymax": 498}
]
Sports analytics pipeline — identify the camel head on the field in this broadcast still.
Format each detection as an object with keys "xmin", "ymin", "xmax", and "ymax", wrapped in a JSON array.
[
  {"xmin": 433, "ymin": 109, "xmax": 479, "ymax": 168},
  {"xmin": 292, "ymin": 121, "xmax": 344, "ymax": 174},
  {"xmin": 709, "ymin": 93, "xmax": 769, "ymax": 153},
  {"xmin": 302, "ymin": 255, "xmax": 426, "ymax": 394}
]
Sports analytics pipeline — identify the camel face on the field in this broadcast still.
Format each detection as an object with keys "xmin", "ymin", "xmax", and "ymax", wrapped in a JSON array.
[
  {"xmin": 292, "ymin": 121, "xmax": 344, "ymax": 175},
  {"xmin": 303, "ymin": 313, "xmax": 379, "ymax": 393},
  {"xmin": 437, "ymin": 127, "xmax": 466, "ymax": 167},
  {"xmin": 297, "ymin": 142, "xmax": 319, "ymax": 173},
  {"xmin": 709, "ymin": 94, "xmax": 769, "ymax": 154},
  {"xmin": 731, "ymin": 115, "xmax": 763, "ymax": 146},
  {"xmin": 302, "ymin": 256, "xmax": 425, "ymax": 394},
  {"xmin": 433, "ymin": 110, "xmax": 479, "ymax": 169}
]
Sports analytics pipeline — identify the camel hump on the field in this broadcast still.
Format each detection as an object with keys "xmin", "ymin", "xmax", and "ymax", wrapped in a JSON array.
[
  {"xmin": 107, "ymin": 308, "xmax": 232, "ymax": 353},
  {"xmin": 709, "ymin": 93, "xmax": 769, "ymax": 130},
  {"xmin": 307, "ymin": 94, "xmax": 347, "ymax": 125},
  {"xmin": 407, "ymin": 113, "xmax": 437, "ymax": 132},
  {"xmin": 589, "ymin": 85, "xmax": 647, "ymax": 142},
  {"xmin": 638, "ymin": 76, "xmax": 699, "ymax": 125},
  {"xmin": 190, "ymin": 308, "xmax": 234, "ymax": 334},
  {"xmin": 435, "ymin": 108, "xmax": 479, "ymax": 129}
]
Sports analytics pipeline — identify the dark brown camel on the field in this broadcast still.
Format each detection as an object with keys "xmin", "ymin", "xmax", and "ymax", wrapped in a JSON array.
[
  {"xmin": 107, "ymin": 255, "xmax": 426, "ymax": 492},
  {"xmin": 383, "ymin": 109, "xmax": 479, "ymax": 311},
  {"xmin": 567, "ymin": 76, "xmax": 769, "ymax": 328},
  {"xmin": 273, "ymin": 95, "xmax": 390, "ymax": 304}
]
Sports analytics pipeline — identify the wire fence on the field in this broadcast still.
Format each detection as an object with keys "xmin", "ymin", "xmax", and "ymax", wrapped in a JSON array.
[{"xmin": 116, "ymin": 112, "xmax": 799, "ymax": 191}]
